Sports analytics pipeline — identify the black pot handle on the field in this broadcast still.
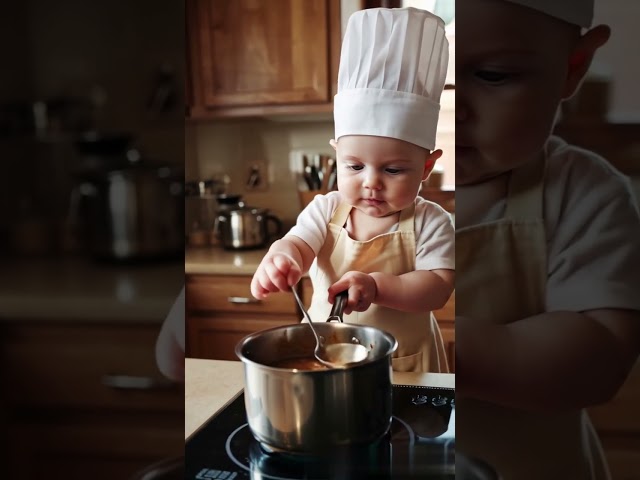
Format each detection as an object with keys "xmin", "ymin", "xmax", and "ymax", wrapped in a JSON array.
[{"xmin": 326, "ymin": 291, "xmax": 348, "ymax": 323}]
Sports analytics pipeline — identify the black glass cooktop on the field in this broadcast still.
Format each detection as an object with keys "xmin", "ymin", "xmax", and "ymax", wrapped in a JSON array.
[{"xmin": 185, "ymin": 385, "xmax": 454, "ymax": 479}]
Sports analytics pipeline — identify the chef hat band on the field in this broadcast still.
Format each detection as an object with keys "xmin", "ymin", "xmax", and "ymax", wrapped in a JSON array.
[
  {"xmin": 504, "ymin": 0, "xmax": 594, "ymax": 27},
  {"xmin": 334, "ymin": 8, "xmax": 449, "ymax": 151}
]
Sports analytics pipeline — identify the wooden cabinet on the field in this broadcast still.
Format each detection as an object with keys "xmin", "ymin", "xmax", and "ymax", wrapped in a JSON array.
[
  {"xmin": 433, "ymin": 291, "xmax": 455, "ymax": 372},
  {"xmin": 186, "ymin": 0, "xmax": 342, "ymax": 118},
  {"xmin": 0, "ymin": 322, "xmax": 183, "ymax": 480},
  {"xmin": 588, "ymin": 361, "xmax": 640, "ymax": 480},
  {"xmin": 186, "ymin": 274, "xmax": 301, "ymax": 359}
]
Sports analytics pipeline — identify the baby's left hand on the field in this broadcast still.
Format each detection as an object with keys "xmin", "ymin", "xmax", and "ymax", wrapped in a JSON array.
[{"xmin": 328, "ymin": 271, "xmax": 377, "ymax": 315}]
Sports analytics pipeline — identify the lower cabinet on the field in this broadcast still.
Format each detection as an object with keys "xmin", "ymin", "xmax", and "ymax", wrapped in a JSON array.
[
  {"xmin": 588, "ymin": 360, "xmax": 640, "ymax": 480},
  {"xmin": 0, "ymin": 322, "xmax": 184, "ymax": 480},
  {"xmin": 186, "ymin": 274, "xmax": 299, "ymax": 360},
  {"xmin": 433, "ymin": 291, "xmax": 455, "ymax": 373}
]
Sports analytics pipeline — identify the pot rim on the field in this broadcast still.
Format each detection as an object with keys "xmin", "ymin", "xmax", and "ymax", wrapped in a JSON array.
[{"xmin": 235, "ymin": 322, "xmax": 398, "ymax": 372}]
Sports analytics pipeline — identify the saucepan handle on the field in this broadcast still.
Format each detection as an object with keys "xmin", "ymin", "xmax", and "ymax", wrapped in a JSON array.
[
  {"xmin": 327, "ymin": 290, "xmax": 348, "ymax": 322},
  {"xmin": 266, "ymin": 214, "xmax": 283, "ymax": 241}
]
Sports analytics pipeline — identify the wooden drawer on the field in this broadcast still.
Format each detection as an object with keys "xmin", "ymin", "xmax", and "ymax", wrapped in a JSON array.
[
  {"xmin": 1, "ymin": 323, "xmax": 183, "ymax": 412},
  {"xmin": 7, "ymin": 419, "xmax": 183, "ymax": 480},
  {"xmin": 187, "ymin": 314, "xmax": 297, "ymax": 360},
  {"xmin": 186, "ymin": 275, "xmax": 297, "ymax": 315},
  {"xmin": 588, "ymin": 360, "xmax": 640, "ymax": 480}
]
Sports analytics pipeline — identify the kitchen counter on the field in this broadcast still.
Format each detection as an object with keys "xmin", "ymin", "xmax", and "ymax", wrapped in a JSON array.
[
  {"xmin": 0, "ymin": 257, "xmax": 184, "ymax": 322},
  {"xmin": 186, "ymin": 246, "xmax": 269, "ymax": 275},
  {"xmin": 185, "ymin": 358, "xmax": 454, "ymax": 440}
]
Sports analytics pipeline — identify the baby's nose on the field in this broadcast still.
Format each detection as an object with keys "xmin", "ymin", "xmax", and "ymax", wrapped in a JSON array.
[{"xmin": 363, "ymin": 170, "xmax": 382, "ymax": 189}]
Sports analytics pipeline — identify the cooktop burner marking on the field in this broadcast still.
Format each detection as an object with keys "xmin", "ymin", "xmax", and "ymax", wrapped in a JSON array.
[
  {"xmin": 225, "ymin": 424, "xmax": 252, "ymax": 475},
  {"xmin": 224, "ymin": 417, "xmax": 415, "ymax": 480}
]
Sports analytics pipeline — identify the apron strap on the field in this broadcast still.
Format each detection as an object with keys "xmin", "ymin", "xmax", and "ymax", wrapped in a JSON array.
[
  {"xmin": 505, "ymin": 156, "xmax": 545, "ymax": 220},
  {"xmin": 398, "ymin": 200, "xmax": 416, "ymax": 232},
  {"xmin": 329, "ymin": 202, "xmax": 352, "ymax": 227}
]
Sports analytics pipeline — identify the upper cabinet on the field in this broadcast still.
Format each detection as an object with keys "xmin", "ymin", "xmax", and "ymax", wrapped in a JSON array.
[{"xmin": 187, "ymin": 0, "xmax": 342, "ymax": 119}]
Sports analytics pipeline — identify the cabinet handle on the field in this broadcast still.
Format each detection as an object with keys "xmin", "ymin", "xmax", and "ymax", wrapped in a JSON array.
[
  {"xmin": 101, "ymin": 374, "xmax": 176, "ymax": 391},
  {"xmin": 227, "ymin": 296, "xmax": 261, "ymax": 304}
]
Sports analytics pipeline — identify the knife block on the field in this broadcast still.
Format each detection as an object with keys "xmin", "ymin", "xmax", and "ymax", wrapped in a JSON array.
[{"xmin": 298, "ymin": 190, "xmax": 325, "ymax": 210}]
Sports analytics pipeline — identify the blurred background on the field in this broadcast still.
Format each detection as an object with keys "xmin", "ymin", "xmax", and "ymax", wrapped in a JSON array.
[
  {"xmin": 555, "ymin": 1, "xmax": 640, "ymax": 198},
  {"xmin": 553, "ymin": 2, "xmax": 640, "ymax": 478},
  {"xmin": 0, "ymin": 1, "xmax": 184, "ymax": 479}
]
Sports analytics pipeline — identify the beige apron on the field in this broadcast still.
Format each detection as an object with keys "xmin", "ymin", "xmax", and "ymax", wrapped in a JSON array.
[
  {"xmin": 306, "ymin": 201, "xmax": 448, "ymax": 373},
  {"xmin": 456, "ymin": 158, "xmax": 610, "ymax": 479}
]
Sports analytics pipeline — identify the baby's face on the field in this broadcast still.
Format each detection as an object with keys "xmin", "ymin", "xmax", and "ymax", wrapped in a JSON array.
[
  {"xmin": 332, "ymin": 135, "xmax": 432, "ymax": 218},
  {"xmin": 456, "ymin": 0, "xmax": 579, "ymax": 185}
]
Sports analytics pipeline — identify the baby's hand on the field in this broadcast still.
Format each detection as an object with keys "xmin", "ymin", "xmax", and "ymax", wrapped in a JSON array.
[
  {"xmin": 328, "ymin": 271, "xmax": 377, "ymax": 315},
  {"xmin": 251, "ymin": 253, "xmax": 302, "ymax": 299}
]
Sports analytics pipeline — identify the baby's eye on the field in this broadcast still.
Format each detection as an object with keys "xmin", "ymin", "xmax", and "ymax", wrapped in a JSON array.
[
  {"xmin": 347, "ymin": 164, "xmax": 364, "ymax": 171},
  {"xmin": 385, "ymin": 168, "xmax": 403, "ymax": 175},
  {"xmin": 475, "ymin": 70, "xmax": 513, "ymax": 84}
]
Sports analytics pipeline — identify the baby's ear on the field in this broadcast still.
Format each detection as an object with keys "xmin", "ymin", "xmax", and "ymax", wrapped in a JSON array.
[
  {"xmin": 563, "ymin": 25, "xmax": 610, "ymax": 99},
  {"xmin": 422, "ymin": 149, "xmax": 442, "ymax": 181},
  {"xmin": 329, "ymin": 139, "xmax": 337, "ymax": 151}
]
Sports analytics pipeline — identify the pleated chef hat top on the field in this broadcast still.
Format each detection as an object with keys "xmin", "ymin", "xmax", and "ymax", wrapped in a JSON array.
[
  {"xmin": 505, "ymin": 0, "xmax": 594, "ymax": 27},
  {"xmin": 334, "ymin": 7, "xmax": 448, "ymax": 151}
]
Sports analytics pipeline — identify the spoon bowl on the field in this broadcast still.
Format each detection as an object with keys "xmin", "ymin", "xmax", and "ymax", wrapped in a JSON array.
[{"xmin": 291, "ymin": 286, "xmax": 368, "ymax": 368}]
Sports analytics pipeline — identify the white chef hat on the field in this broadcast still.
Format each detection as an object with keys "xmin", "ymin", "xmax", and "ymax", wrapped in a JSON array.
[
  {"xmin": 505, "ymin": 0, "xmax": 594, "ymax": 27},
  {"xmin": 334, "ymin": 7, "xmax": 448, "ymax": 151}
]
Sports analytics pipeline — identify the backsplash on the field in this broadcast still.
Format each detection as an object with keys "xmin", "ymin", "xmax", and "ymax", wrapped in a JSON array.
[
  {"xmin": 186, "ymin": 117, "xmax": 335, "ymax": 228},
  {"xmin": 187, "ymin": 92, "xmax": 455, "ymax": 229}
]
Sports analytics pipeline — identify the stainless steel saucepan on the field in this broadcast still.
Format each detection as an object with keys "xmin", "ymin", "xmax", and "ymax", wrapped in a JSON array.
[{"xmin": 235, "ymin": 320, "xmax": 398, "ymax": 453}]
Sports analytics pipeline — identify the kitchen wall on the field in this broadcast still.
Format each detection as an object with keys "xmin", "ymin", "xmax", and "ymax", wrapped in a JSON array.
[
  {"xmin": 186, "ymin": 116, "xmax": 335, "ymax": 228},
  {"xmin": 186, "ymin": 90, "xmax": 455, "ymax": 228},
  {"xmin": 593, "ymin": 0, "xmax": 640, "ymax": 123}
]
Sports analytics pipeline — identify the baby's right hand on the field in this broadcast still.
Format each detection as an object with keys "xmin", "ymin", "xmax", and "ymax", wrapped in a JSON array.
[{"xmin": 251, "ymin": 253, "xmax": 302, "ymax": 300}]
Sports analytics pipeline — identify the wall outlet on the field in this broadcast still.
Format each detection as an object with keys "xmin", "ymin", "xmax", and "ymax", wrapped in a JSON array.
[{"xmin": 245, "ymin": 161, "xmax": 269, "ymax": 191}]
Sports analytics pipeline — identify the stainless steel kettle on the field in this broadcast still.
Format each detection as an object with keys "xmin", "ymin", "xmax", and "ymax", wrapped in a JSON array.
[
  {"xmin": 215, "ymin": 196, "xmax": 282, "ymax": 250},
  {"xmin": 72, "ymin": 150, "xmax": 184, "ymax": 261}
]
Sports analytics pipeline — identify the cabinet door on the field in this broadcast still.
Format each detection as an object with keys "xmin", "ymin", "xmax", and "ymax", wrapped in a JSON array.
[
  {"xmin": 7, "ymin": 422, "xmax": 182, "ymax": 480},
  {"xmin": 433, "ymin": 291, "xmax": 455, "ymax": 372},
  {"xmin": 186, "ymin": 274, "xmax": 297, "ymax": 315},
  {"xmin": 189, "ymin": 0, "xmax": 332, "ymax": 108},
  {"xmin": 588, "ymin": 361, "xmax": 640, "ymax": 480},
  {"xmin": 1, "ymin": 322, "xmax": 183, "ymax": 480},
  {"xmin": 187, "ymin": 314, "xmax": 296, "ymax": 360},
  {"xmin": 3, "ymin": 324, "xmax": 183, "ymax": 411}
]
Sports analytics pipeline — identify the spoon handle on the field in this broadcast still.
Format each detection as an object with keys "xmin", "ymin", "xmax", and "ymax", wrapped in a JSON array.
[{"xmin": 291, "ymin": 286, "xmax": 322, "ymax": 342}]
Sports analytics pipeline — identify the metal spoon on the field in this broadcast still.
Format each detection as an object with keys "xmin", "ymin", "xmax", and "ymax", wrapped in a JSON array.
[
  {"xmin": 291, "ymin": 287, "xmax": 368, "ymax": 368},
  {"xmin": 323, "ymin": 291, "xmax": 369, "ymax": 366}
]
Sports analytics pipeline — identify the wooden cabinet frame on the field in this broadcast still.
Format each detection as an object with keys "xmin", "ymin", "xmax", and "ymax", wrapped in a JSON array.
[{"xmin": 187, "ymin": 0, "xmax": 341, "ymax": 119}]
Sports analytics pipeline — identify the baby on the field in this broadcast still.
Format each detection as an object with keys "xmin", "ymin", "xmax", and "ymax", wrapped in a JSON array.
[
  {"xmin": 455, "ymin": 0, "xmax": 640, "ymax": 478},
  {"xmin": 251, "ymin": 7, "xmax": 455, "ymax": 373}
]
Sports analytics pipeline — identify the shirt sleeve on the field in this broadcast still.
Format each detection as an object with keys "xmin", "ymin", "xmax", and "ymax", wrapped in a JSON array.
[
  {"xmin": 414, "ymin": 198, "xmax": 456, "ymax": 271},
  {"xmin": 287, "ymin": 191, "xmax": 342, "ymax": 254},
  {"xmin": 545, "ymin": 146, "xmax": 640, "ymax": 312}
]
